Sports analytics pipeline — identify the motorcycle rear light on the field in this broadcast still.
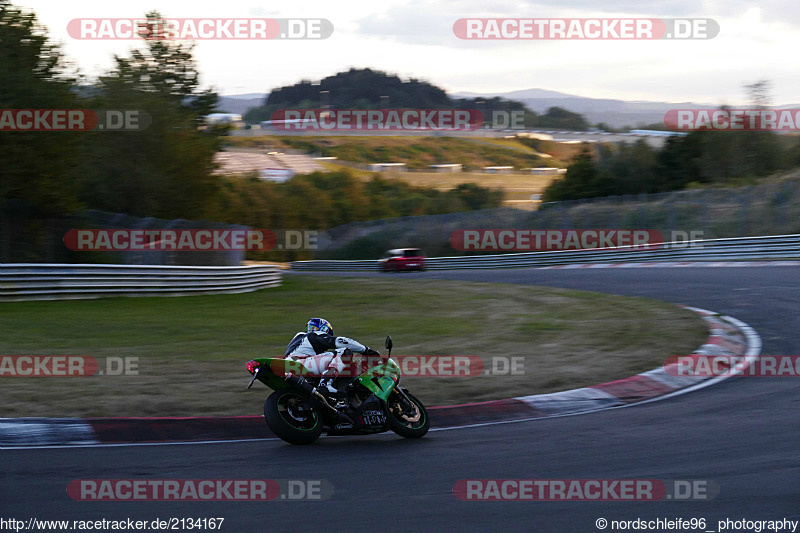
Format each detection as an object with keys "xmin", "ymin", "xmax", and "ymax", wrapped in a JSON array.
[{"xmin": 246, "ymin": 360, "xmax": 260, "ymax": 374}]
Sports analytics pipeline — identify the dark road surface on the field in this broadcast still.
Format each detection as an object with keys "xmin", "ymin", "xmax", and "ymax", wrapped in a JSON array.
[{"xmin": 3, "ymin": 266, "xmax": 798, "ymax": 532}]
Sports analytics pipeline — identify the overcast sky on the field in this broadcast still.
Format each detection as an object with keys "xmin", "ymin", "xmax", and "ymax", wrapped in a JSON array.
[{"xmin": 17, "ymin": 0, "xmax": 800, "ymax": 105}]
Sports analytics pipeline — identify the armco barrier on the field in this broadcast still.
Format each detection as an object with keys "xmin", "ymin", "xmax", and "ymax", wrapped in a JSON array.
[
  {"xmin": 0, "ymin": 264, "xmax": 282, "ymax": 301},
  {"xmin": 291, "ymin": 234, "xmax": 800, "ymax": 271}
]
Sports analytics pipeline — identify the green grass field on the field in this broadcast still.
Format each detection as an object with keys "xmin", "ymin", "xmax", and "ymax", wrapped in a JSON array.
[
  {"xmin": 318, "ymin": 160, "xmax": 557, "ymax": 193},
  {"xmin": 224, "ymin": 135, "xmax": 567, "ymax": 210},
  {"xmin": 224, "ymin": 135, "xmax": 559, "ymax": 170},
  {"xmin": 0, "ymin": 276, "xmax": 708, "ymax": 417}
]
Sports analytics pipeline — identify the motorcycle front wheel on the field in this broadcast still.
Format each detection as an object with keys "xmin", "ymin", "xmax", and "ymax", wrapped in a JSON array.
[{"xmin": 387, "ymin": 390, "xmax": 430, "ymax": 439}]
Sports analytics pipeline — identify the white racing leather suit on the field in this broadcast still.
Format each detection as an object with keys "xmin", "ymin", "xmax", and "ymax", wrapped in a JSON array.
[{"xmin": 284, "ymin": 331, "xmax": 368, "ymax": 378}]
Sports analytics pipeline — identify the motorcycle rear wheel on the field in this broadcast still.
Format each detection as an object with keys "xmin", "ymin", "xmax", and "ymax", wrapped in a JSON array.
[{"xmin": 265, "ymin": 390, "xmax": 324, "ymax": 445}]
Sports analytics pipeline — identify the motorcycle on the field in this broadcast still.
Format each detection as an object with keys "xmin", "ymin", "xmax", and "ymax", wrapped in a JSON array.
[{"xmin": 245, "ymin": 336, "xmax": 430, "ymax": 445}]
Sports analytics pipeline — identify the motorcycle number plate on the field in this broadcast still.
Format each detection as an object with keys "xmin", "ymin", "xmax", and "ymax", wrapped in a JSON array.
[{"xmin": 360, "ymin": 409, "xmax": 386, "ymax": 426}]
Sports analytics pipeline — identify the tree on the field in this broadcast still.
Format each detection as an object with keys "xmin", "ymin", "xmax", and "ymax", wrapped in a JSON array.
[
  {"xmin": 78, "ymin": 11, "xmax": 222, "ymax": 219},
  {"xmin": 738, "ymin": 79, "xmax": 781, "ymax": 178},
  {"xmin": 744, "ymin": 79, "xmax": 771, "ymax": 109},
  {"xmin": 595, "ymin": 140, "xmax": 659, "ymax": 194},
  {"xmin": 535, "ymin": 107, "xmax": 590, "ymax": 131},
  {"xmin": 0, "ymin": 0, "xmax": 83, "ymax": 215},
  {"xmin": 542, "ymin": 149, "xmax": 598, "ymax": 201}
]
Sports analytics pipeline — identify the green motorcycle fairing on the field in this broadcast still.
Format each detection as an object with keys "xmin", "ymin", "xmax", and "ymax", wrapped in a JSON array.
[
  {"xmin": 249, "ymin": 356, "xmax": 402, "ymax": 401},
  {"xmin": 354, "ymin": 358, "xmax": 402, "ymax": 401},
  {"xmin": 248, "ymin": 357, "xmax": 291, "ymax": 391}
]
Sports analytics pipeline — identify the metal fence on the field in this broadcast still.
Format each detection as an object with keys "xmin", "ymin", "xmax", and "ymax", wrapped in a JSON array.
[
  {"xmin": 292, "ymin": 234, "xmax": 800, "ymax": 271},
  {"xmin": 0, "ymin": 264, "xmax": 282, "ymax": 301}
]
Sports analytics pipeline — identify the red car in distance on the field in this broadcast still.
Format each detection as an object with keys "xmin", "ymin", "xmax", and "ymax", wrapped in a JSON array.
[{"xmin": 379, "ymin": 248, "xmax": 426, "ymax": 272}]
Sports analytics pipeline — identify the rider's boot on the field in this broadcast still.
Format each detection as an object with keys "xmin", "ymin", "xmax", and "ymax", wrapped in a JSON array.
[{"xmin": 317, "ymin": 368, "xmax": 340, "ymax": 397}]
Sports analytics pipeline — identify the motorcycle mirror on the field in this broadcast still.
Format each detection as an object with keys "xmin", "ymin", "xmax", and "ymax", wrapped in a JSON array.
[{"xmin": 385, "ymin": 336, "xmax": 393, "ymax": 355}]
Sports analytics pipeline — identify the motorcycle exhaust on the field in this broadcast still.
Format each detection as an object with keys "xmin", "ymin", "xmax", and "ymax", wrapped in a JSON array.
[
  {"xmin": 284, "ymin": 374, "xmax": 331, "ymax": 405},
  {"xmin": 284, "ymin": 374, "xmax": 359, "ymax": 428}
]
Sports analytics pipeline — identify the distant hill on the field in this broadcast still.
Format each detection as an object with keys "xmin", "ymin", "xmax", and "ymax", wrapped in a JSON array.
[
  {"xmin": 454, "ymin": 88, "xmax": 576, "ymax": 100},
  {"xmin": 218, "ymin": 87, "xmax": 722, "ymax": 129},
  {"xmin": 224, "ymin": 93, "xmax": 268, "ymax": 100},
  {"xmin": 243, "ymin": 68, "xmax": 454, "ymax": 123},
  {"xmin": 518, "ymin": 96, "xmax": 714, "ymax": 129},
  {"xmin": 454, "ymin": 88, "xmax": 719, "ymax": 129},
  {"xmin": 240, "ymin": 68, "xmax": 589, "ymax": 130},
  {"xmin": 224, "ymin": 80, "xmax": 800, "ymax": 131},
  {"xmin": 216, "ymin": 94, "xmax": 266, "ymax": 115}
]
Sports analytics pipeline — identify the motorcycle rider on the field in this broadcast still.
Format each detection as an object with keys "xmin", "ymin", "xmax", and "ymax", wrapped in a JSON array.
[{"xmin": 284, "ymin": 318, "xmax": 379, "ymax": 397}]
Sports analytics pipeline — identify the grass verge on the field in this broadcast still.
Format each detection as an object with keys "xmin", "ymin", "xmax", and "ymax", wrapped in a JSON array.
[
  {"xmin": 225, "ymin": 135, "xmax": 554, "ymax": 170},
  {"xmin": 0, "ymin": 276, "xmax": 708, "ymax": 417}
]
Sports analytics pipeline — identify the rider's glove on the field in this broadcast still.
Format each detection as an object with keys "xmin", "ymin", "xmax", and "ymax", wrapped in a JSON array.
[{"xmin": 362, "ymin": 347, "xmax": 380, "ymax": 356}]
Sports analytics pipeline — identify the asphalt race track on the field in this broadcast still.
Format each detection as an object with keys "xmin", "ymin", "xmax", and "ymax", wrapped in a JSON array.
[{"xmin": 2, "ymin": 266, "xmax": 798, "ymax": 532}]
